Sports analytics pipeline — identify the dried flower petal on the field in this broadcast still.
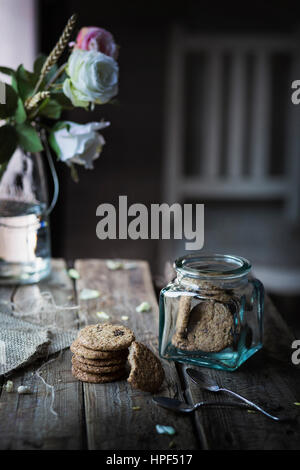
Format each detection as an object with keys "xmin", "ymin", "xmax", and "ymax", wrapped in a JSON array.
[
  {"xmin": 5, "ymin": 380, "xmax": 13, "ymax": 393},
  {"xmin": 123, "ymin": 262, "xmax": 138, "ymax": 270},
  {"xmin": 20, "ymin": 273, "xmax": 30, "ymax": 280},
  {"xmin": 106, "ymin": 260, "xmax": 124, "ymax": 270},
  {"xmin": 156, "ymin": 425, "xmax": 176, "ymax": 435},
  {"xmin": 68, "ymin": 268, "xmax": 80, "ymax": 280},
  {"xmin": 79, "ymin": 288, "xmax": 100, "ymax": 300},
  {"xmin": 17, "ymin": 385, "xmax": 31, "ymax": 394},
  {"xmin": 96, "ymin": 311, "xmax": 110, "ymax": 320},
  {"xmin": 136, "ymin": 301, "xmax": 151, "ymax": 313}
]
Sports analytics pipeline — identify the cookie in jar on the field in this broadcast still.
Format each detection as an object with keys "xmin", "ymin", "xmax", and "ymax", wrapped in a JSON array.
[{"xmin": 159, "ymin": 254, "xmax": 264, "ymax": 371}]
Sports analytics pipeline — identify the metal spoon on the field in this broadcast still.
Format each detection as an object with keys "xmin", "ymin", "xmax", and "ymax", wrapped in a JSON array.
[
  {"xmin": 152, "ymin": 396, "xmax": 249, "ymax": 414},
  {"xmin": 186, "ymin": 368, "xmax": 283, "ymax": 421}
]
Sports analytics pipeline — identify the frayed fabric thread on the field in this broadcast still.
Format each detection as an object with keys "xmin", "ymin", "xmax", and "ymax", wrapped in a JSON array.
[
  {"xmin": 35, "ymin": 355, "xmax": 62, "ymax": 418},
  {"xmin": 0, "ymin": 290, "xmax": 79, "ymax": 330}
]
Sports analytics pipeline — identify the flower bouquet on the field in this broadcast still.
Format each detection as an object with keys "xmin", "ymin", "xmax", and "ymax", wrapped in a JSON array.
[{"xmin": 0, "ymin": 14, "xmax": 119, "ymax": 284}]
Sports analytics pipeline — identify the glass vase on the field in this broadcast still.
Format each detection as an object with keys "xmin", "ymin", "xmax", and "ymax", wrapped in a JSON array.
[
  {"xmin": 159, "ymin": 253, "xmax": 264, "ymax": 371},
  {"xmin": 0, "ymin": 135, "xmax": 58, "ymax": 284}
]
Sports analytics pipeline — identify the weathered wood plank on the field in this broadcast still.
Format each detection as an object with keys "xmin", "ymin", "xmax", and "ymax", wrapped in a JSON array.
[
  {"xmin": 0, "ymin": 260, "xmax": 85, "ymax": 450},
  {"xmin": 0, "ymin": 286, "xmax": 16, "ymax": 391},
  {"xmin": 75, "ymin": 259, "xmax": 199, "ymax": 450},
  {"xmin": 180, "ymin": 293, "xmax": 300, "ymax": 450}
]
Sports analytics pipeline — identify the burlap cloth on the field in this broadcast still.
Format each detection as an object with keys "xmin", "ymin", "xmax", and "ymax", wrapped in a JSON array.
[{"xmin": 0, "ymin": 309, "xmax": 77, "ymax": 376}]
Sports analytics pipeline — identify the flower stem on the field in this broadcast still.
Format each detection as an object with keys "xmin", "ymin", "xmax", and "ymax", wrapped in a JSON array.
[{"xmin": 45, "ymin": 63, "xmax": 67, "ymax": 90}]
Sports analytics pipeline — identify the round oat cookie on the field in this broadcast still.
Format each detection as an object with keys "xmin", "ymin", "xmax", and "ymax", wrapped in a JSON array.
[
  {"xmin": 174, "ymin": 301, "xmax": 234, "ymax": 352},
  {"xmin": 127, "ymin": 342, "xmax": 165, "ymax": 393},
  {"xmin": 77, "ymin": 323, "xmax": 135, "ymax": 351},
  {"xmin": 72, "ymin": 356, "xmax": 126, "ymax": 374},
  {"xmin": 72, "ymin": 365, "xmax": 127, "ymax": 384},
  {"xmin": 71, "ymin": 338, "xmax": 129, "ymax": 359},
  {"xmin": 74, "ymin": 353, "xmax": 126, "ymax": 367}
]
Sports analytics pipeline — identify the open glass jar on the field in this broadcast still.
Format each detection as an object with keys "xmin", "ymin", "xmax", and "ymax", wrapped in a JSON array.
[
  {"xmin": 159, "ymin": 254, "xmax": 264, "ymax": 371},
  {"xmin": 0, "ymin": 131, "xmax": 58, "ymax": 285}
]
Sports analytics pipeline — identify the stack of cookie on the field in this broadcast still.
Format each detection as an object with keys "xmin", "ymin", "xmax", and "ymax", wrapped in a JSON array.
[{"xmin": 71, "ymin": 323, "xmax": 135, "ymax": 383}]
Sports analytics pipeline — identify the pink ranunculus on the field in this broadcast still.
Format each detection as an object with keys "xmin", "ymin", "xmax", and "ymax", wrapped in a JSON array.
[{"xmin": 75, "ymin": 27, "xmax": 118, "ymax": 59}]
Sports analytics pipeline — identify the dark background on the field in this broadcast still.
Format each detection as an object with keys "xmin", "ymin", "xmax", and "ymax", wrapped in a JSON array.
[{"xmin": 38, "ymin": 0, "xmax": 300, "ymax": 326}]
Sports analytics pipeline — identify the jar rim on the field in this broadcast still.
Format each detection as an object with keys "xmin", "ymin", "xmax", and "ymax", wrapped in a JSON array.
[{"xmin": 174, "ymin": 253, "xmax": 251, "ymax": 280}]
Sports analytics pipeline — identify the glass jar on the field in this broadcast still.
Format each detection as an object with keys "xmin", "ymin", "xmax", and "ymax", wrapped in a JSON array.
[
  {"xmin": 0, "ymin": 133, "xmax": 58, "ymax": 284},
  {"xmin": 159, "ymin": 254, "xmax": 264, "ymax": 371}
]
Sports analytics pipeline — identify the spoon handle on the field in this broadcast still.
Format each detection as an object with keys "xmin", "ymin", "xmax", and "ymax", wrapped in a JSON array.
[
  {"xmin": 194, "ymin": 401, "xmax": 249, "ymax": 410},
  {"xmin": 219, "ymin": 388, "xmax": 280, "ymax": 421}
]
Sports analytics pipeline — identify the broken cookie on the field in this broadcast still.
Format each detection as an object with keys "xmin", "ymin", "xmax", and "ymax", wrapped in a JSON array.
[{"xmin": 127, "ymin": 341, "xmax": 165, "ymax": 393}]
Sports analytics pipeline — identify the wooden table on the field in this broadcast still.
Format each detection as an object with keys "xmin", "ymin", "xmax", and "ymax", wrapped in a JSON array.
[{"xmin": 0, "ymin": 259, "xmax": 299, "ymax": 450}]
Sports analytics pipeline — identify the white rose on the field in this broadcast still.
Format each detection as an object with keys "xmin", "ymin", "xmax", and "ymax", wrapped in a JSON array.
[
  {"xmin": 63, "ymin": 49, "xmax": 118, "ymax": 108},
  {"xmin": 50, "ymin": 121, "xmax": 110, "ymax": 169}
]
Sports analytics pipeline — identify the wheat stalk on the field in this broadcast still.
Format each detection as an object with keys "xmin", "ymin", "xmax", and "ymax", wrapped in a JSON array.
[
  {"xmin": 25, "ymin": 91, "xmax": 51, "ymax": 110},
  {"xmin": 33, "ymin": 13, "xmax": 77, "ymax": 94}
]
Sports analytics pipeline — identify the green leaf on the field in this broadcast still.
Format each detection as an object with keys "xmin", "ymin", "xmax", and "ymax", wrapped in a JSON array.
[
  {"xmin": 0, "ymin": 161, "xmax": 8, "ymax": 181},
  {"xmin": 32, "ymin": 55, "xmax": 59, "ymax": 90},
  {"xmin": 0, "ymin": 84, "xmax": 18, "ymax": 118},
  {"xmin": 11, "ymin": 74, "xmax": 18, "ymax": 93},
  {"xmin": 16, "ymin": 65, "xmax": 36, "ymax": 101},
  {"xmin": 14, "ymin": 98, "xmax": 27, "ymax": 123},
  {"xmin": 49, "ymin": 121, "xmax": 70, "ymax": 159},
  {"xmin": 52, "ymin": 121, "xmax": 70, "ymax": 132},
  {"xmin": 0, "ymin": 125, "xmax": 17, "ymax": 164},
  {"xmin": 39, "ymin": 99, "xmax": 62, "ymax": 119},
  {"xmin": 52, "ymin": 91, "xmax": 73, "ymax": 109},
  {"xmin": 0, "ymin": 67, "xmax": 18, "ymax": 92},
  {"xmin": 45, "ymin": 63, "xmax": 58, "ymax": 83},
  {"xmin": 16, "ymin": 123, "xmax": 43, "ymax": 153},
  {"xmin": 49, "ymin": 132, "xmax": 61, "ymax": 159},
  {"xmin": 33, "ymin": 55, "xmax": 47, "ymax": 77},
  {"xmin": 0, "ymin": 66, "xmax": 15, "ymax": 76}
]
